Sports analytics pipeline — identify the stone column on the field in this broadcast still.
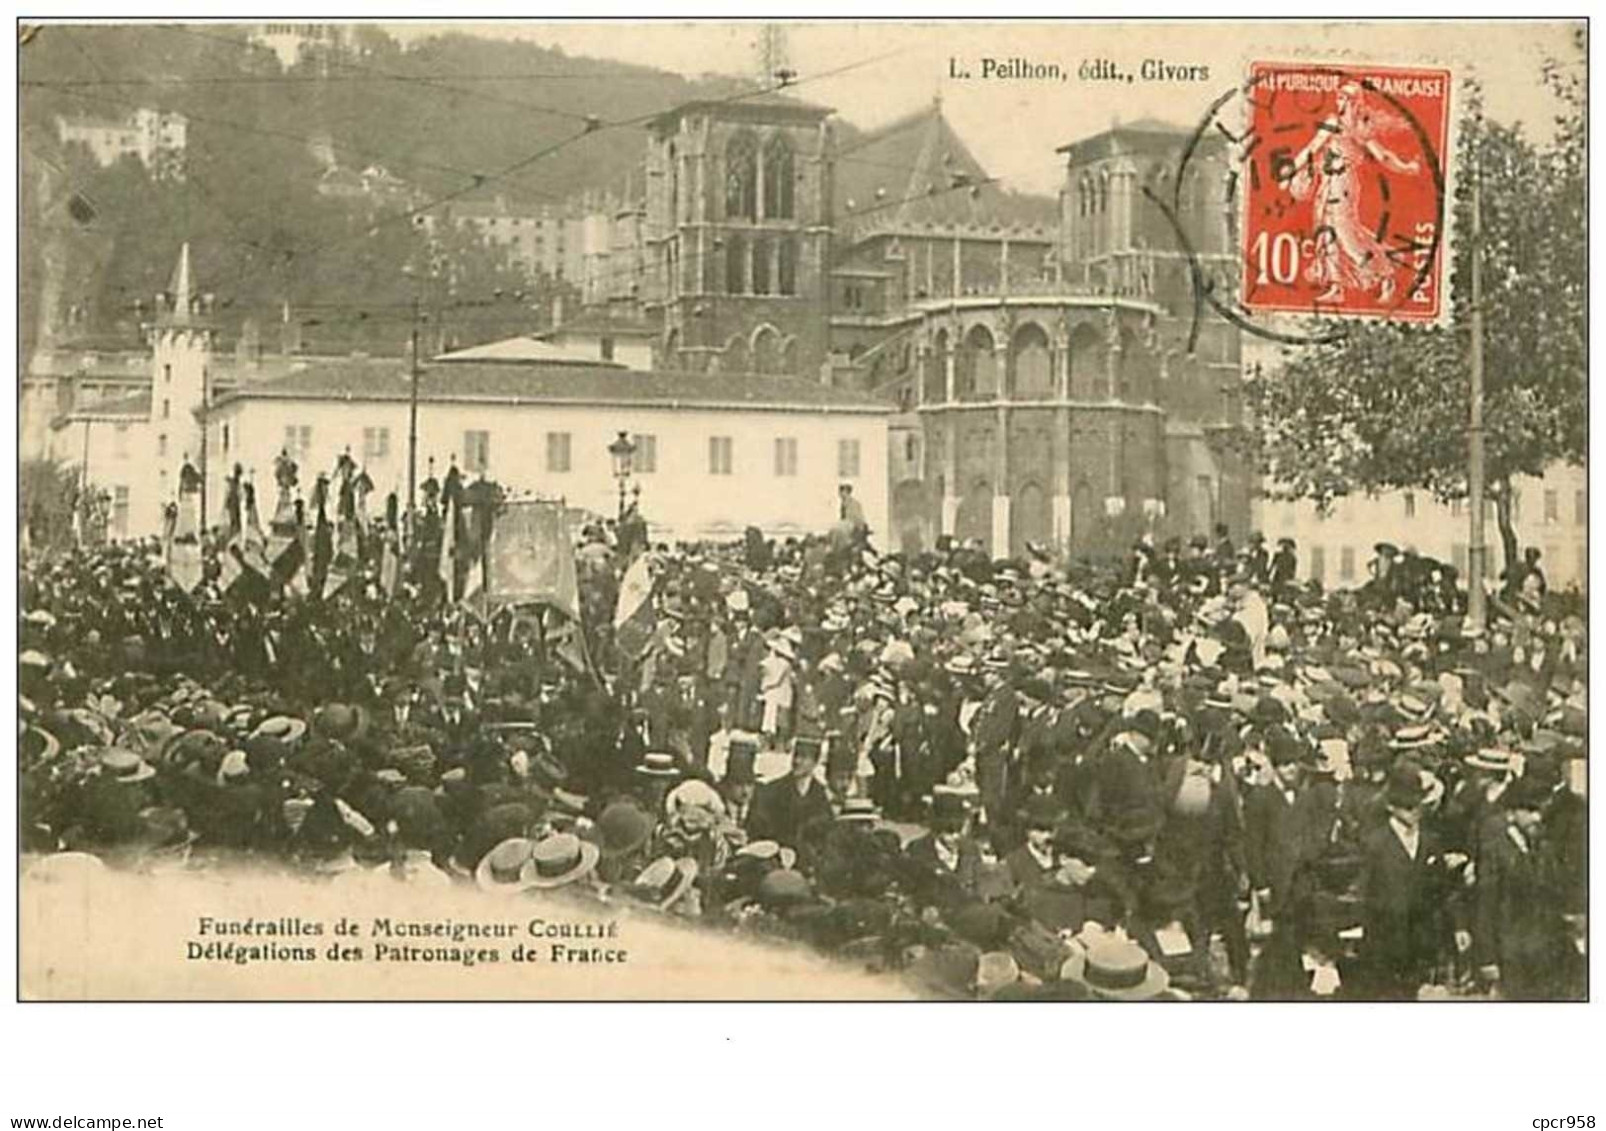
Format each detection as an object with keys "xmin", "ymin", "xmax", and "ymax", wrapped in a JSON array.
[
  {"xmin": 940, "ymin": 414, "xmax": 959, "ymax": 536},
  {"xmin": 990, "ymin": 403, "xmax": 1011, "ymax": 558},
  {"xmin": 914, "ymin": 343, "xmax": 929, "ymax": 407},
  {"xmin": 943, "ymin": 337, "xmax": 957, "ymax": 404},
  {"xmin": 1052, "ymin": 407, "xmax": 1072, "ymax": 547},
  {"xmin": 1106, "ymin": 320, "xmax": 1122, "ymax": 401},
  {"xmin": 1000, "ymin": 238, "xmax": 1010, "ymax": 296},
  {"xmin": 953, "ymin": 237, "xmax": 963, "ymax": 297}
]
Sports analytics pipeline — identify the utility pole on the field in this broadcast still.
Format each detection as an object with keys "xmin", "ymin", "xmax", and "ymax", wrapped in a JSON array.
[
  {"xmin": 408, "ymin": 290, "xmax": 421, "ymax": 527},
  {"xmin": 1466, "ymin": 133, "xmax": 1488, "ymax": 632}
]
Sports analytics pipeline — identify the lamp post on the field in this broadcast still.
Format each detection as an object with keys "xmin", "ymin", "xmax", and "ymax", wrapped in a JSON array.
[{"xmin": 608, "ymin": 430, "xmax": 637, "ymax": 521}]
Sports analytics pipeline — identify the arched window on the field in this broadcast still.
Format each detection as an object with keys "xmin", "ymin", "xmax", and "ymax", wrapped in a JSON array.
[
  {"xmin": 777, "ymin": 238, "xmax": 797, "ymax": 295},
  {"xmin": 752, "ymin": 325, "xmax": 781, "ymax": 375},
  {"xmin": 668, "ymin": 142, "xmax": 679, "ymax": 222},
  {"xmin": 959, "ymin": 324, "xmax": 997, "ymax": 400},
  {"xmin": 725, "ymin": 235, "xmax": 746, "ymax": 295},
  {"xmin": 1098, "ymin": 170, "xmax": 1110, "ymax": 214},
  {"xmin": 724, "ymin": 333, "xmax": 749, "ymax": 374},
  {"xmin": 780, "ymin": 336, "xmax": 798, "ymax": 375},
  {"xmin": 763, "ymin": 135, "xmax": 794, "ymax": 219},
  {"xmin": 1067, "ymin": 322, "xmax": 1105, "ymax": 399},
  {"xmin": 663, "ymin": 328, "xmax": 681, "ymax": 371},
  {"xmin": 1078, "ymin": 175, "xmax": 1091, "ymax": 218},
  {"xmin": 1012, "ymin": 322, "xmax": 1052, "ymax": 399},
  {"xmin": 725, "ymin": 132, "xmax": 758, "ymax": 221}
]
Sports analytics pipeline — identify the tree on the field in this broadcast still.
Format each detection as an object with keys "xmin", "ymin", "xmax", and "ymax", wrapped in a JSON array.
[
  {"xmin": 1249, "ymin": 49, "xmax": 1585, "ymax": 575},
  {"xmin": 21, "ymin": 459, "xmax": 88, "ymax": 557}
]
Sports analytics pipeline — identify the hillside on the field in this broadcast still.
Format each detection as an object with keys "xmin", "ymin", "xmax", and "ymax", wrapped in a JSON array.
[{"xmin": 18, "ymin": 24, "xmax": 767, "ymax": 361}]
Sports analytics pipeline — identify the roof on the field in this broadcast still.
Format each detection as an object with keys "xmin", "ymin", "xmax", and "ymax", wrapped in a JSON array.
[
  {"xmin": 539, "ymin": 316, "xmax": 656, "ymax": 340},
  {"xmin": 648, "ymin": 91, "xmax": 831, "ymax": 132},
  {"xmin": 835, "ymin": 98, "xmax": 1056, "ymax": 236},
  {"xmin": 52, "ymin": 391, "xmax": 151, "ymax": 427},
  {"xmin": 210, "ymin": 358, "xmax": 892, "ymax": 414},
  {"xmin": 1056, "ymin": 120, "xmax": 1225, "ymax": 162},
  {"xmin": 432, "ymin": 335, "xmax": 620, "ymax": 366}
]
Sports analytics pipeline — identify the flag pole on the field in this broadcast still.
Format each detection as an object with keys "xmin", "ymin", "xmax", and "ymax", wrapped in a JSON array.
[{"xmin": 1466, "ymin": 123, "xmax": 1488, "ymax": 633}]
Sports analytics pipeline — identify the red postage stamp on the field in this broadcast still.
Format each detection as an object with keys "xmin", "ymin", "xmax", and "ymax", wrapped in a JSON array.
[{"xmin": 1238, "ymin": 61, "xmax": 1453, "ymax": 323}]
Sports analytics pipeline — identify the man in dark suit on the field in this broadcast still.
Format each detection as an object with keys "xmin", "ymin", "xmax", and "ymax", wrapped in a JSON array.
[
  {"xmin": 1473, "ymin": 777, "xmax": 1573, "ymax": 1000},
  {"xmin": 746, "ymin": 736, "xmax": 833, "ymax": 850},
  {"xmin": 1244, "ymin": 731, "xmax": 1333, "ymax": 926},
  {"xmin": 902, "ymin": 792, "xmax": 984, "ymax": 910},
  {"xmin": 1358, "ymin": 763, "xmax": 1457, "ymax": 1000}
]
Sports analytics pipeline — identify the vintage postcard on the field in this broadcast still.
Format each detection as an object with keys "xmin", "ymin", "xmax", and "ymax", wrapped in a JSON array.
[{"xmin": 17, "ymin": 19, "xmax": 1586, "ymax": 1001}]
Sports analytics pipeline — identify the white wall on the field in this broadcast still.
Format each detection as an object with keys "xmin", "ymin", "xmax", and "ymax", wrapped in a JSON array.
[
  {"xmin": 209, "ymin": 397, "xmax": 889, "ymax": 545},
  {"xmin": 1256, "ymin": 464, "xmax": 1588, "ymax": 592}
]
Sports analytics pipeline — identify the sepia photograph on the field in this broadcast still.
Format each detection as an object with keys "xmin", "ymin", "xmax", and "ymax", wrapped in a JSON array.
[{"xmin": 13, "ymin": 18, "xmax": 1588, "ymax": 1008}]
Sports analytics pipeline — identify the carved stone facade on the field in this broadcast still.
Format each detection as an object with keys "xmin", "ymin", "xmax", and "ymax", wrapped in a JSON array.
[{"xmin": 643, "ymin": 96, "xmax": 835, "ymax": 379}]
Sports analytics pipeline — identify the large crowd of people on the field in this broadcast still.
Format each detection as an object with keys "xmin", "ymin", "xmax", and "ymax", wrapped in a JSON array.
[{"xmin": 18, "ymin": 504, "xmax": 1588, "ymax": 1001}]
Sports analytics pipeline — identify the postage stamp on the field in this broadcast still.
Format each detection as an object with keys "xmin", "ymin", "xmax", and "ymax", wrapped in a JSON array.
[{"xmin": 1236, "ymin": 61, "xmax": 1453, "ymax": 323}]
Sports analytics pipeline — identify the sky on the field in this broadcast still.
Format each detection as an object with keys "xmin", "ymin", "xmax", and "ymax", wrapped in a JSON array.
[{"xmin": 394, "ymin": 20, "xmax": 1582, "ymax": 196}]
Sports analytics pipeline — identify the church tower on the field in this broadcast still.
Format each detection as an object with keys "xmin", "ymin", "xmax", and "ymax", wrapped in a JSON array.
[
  {"xmin": 643, "ymin": 91, "xmax": 833, "ymax": 378},
  {"xmin": 149, "ymin": 242, "xmax": 215, "ymax": 521}
]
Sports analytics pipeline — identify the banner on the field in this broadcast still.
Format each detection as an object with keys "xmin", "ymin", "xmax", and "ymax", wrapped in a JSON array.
[
  {"xmin": 614, "ymin": 552, "xmax": 656, "ymax": 659},
  {"xmin": 485, "ymin": 499, "xmax": 578, "ymax": 619}
]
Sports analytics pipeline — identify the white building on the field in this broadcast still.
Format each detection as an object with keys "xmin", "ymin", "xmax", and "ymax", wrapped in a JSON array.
[
  {"xmin": 1257, "ymin": 465, "xmax": 1588, "ymax": 593},
  {"xmin": 57, "ymin": 108, "xmax": 187, "ymax": 178},
  {"xmin": 204, "ymin": 359, "xmax": 889, "ymax": 545}
]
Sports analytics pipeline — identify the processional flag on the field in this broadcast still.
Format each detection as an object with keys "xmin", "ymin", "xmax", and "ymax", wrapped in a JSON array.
[
  {"xmin": 614, "ymin": 551, "xmax": 656, "ymax": 660},
  {"xmin": 485, "ymin": 499, "xmax": 579, "ymax": 619}
]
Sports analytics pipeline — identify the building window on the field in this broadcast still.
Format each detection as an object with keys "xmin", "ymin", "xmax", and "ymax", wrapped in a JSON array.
[
  {"xmin": 162, "ymin": 398, "xmax": 171, "ymax": 420},
  {"xmin": 763, "ymin": 135, "xmax": 795, "ymax": 220},
  {"xmin": 1309, "ymin": 545, "xmax": 1325, "ymax": 584},
  {"xmin": 363, "ymin": 426, "xmax": 390, "ymax": 462},
  {"xmin": 284, "ymin": 425, "xmax": 311, "ymax": 461},
  {"xmin": 752, "ymin": 238, "xmax": 772, "ymax": 295},
  {"xmin": 221, "ymin": 424, "xmax": 230, "ymax": 454},
  {"xmin": 632, "ymin": 434, "xmax": 657, "ymax": 474},
  {"xmin": 725, "ymin": 235, "xmax": 746, "ymax": 295},
  {"xmin": 158, "ymin": 433, "xmax": 168, "ymax": 458},
  {"xmin": 1574, "ymin": 489, "xmax": 1585, "ymax": 525},
  {"xmin": 163, "ymin": 363, "xmax": 171, "ymax": 384},
  {"xmin": 114, "ymin": 423, "xmax": 130, "ymax": 459},
  {"xmin": 774, "ymin": 437, "xmax": 798, "ymax": 477},
  {"xmin": 464, "ymin": 430, "xmax": 491, "ymax": 474},
  {"xmin": 112, "ymin": 486, "xmax": 129, "ymax": 538},
  {"xmin": 837, "ymin": 438, "xmax": 861, "ymax": 479},
  {"xmin": 725, "ymin": 132, "xmax": 758, "ymax": 221},
  {"xmin": 1544, "ymin": 489, "xmax": 1559, "ymax": 523},
  {"xmin": 905, "ymin": 434, "xmax": 919, "ymax": 466},
  {"xmin": 1403, "ymin": 492, "xmax": 1415, "ymax": 519},
  {"xmin": 546, "ymin": 431, "xmax": 571, "ymax": 473},
  {"xmin": 600, "ymin": 336, "xmax": 615, "ymax": 362},
  {"xmin": 778, "ymin": 238, "xmax": 797, "ymax": 296},
  {"xmin": 1339, "ymin": 546, "xmax": 1355, "ymax": 581},
  {"xmin": 709, "ymin": 436, "xmax": 733, "ymax": 476}
]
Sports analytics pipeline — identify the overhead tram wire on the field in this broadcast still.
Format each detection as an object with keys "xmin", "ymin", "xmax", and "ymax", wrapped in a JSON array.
[
  {"xmin": 174, "ymin": 43, "xmax": 912, "ymax": 294},
  {"xmin": 37, "ymin": 35, "xmax": 911, "ymax": 334},
  {"xmin": 277, "ymin": 145, "xmax": 1067, "ymax": 338}
]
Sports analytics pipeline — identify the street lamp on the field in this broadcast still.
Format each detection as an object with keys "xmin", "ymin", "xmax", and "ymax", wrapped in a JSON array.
[{"xmin": 607, "ymin": 430, "xmax": 637, "ymax": 520}]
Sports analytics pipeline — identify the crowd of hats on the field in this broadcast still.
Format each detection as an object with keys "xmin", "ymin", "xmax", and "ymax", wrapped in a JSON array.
[{"xmin": 17, "ymin": 525, "xmax": 1588, "ymax": 1000}]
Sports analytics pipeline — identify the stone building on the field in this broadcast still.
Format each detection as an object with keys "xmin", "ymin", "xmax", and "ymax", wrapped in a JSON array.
[
  {"xmin": 641, "ymin": 93, "xmax": 835, "ymax": 378},
  {"xmin": 834, "ymin": 113, "xmax": 1249, "ymax": 559}
]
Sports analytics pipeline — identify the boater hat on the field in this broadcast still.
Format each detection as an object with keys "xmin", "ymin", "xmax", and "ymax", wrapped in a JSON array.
[
  {"xmin": 619, "ymin": 855, "xmax": 700, "ymax": 911},
  {"xmin": 475, "ymin": 837, "xmax": 540, "ymax": 894},
  {"xmin": 1059, "ymin": 935, "xmax": 1171, "ymax": 1001},
  {"xmin": 523, "ymin": 832, "xmax": 601, "ymax": 890}
]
